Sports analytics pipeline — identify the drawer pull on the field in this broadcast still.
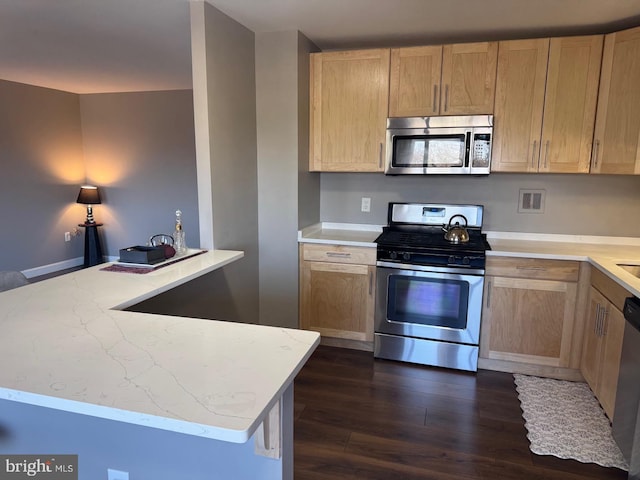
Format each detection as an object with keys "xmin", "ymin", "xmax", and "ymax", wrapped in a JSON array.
[
  {"xmin": 326, "ymin": 252, "xmax": 351, "ymax": 258},
  {"xmin": 516, "ymin": 266, "xmax": 547, "ymax": 271}
]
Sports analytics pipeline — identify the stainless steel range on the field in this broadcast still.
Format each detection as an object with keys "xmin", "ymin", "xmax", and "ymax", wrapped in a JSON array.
[{"xmin": 374, "ymin": 203, "xmax": 491, "ymax": 372}]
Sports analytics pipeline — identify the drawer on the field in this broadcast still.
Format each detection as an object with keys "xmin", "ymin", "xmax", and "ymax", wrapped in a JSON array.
[
  {"xmin": 301, "ymin": 243, "xmax": 377, "ymax": 265},
  {"xmin": 486, "ymin": 257, "xmax": 580, "ymax": 282},
  {"xmin": 591, "ymin": 267, "xmax": 631, "ymax": 312}
]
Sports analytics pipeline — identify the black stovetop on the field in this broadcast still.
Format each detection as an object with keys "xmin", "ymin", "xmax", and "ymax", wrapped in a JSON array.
[
  {"xmin": 375, "ymin": 225, "xmax": 491, "ymax": 253},
  {"xmin": 375, "ymin": 225, "xmax": 491, "ymax": 269}
]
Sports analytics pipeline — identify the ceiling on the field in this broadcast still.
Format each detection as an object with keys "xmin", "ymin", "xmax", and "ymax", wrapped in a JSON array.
[{"xmin": 2, "ymin": 0, "xmax": 640, "ymax": 94}]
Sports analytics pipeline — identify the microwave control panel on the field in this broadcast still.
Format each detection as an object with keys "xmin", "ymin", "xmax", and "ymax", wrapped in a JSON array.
[{"xmin": 472, "ymin": 133, "xmax": 491, "ymax": 168}]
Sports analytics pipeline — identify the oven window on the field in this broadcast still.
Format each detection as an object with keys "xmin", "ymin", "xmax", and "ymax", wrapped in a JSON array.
[
  {"xmin": 393, "ymin": 134, "xmax": 466, "ymax": 167},
  {"xmin": 387, "ymin": 275, "xmax": 469, "ymax": 329}
]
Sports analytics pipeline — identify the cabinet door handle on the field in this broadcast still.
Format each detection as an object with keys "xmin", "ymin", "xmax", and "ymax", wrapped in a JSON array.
[
  {"xmin": 433, "ymin": 85, "xmax": 438, "ymax": 113},
  {"xmin": 326, "ymin": 252, "xmax": 351, "ymax": 258},
  {"xmin": 544, "ymin": 140, "xmax": 550, "ymax": 169},
  {"xmin": 368, "ymin": 271, "xmax": 373, "ymax": 295},
  {"xmin": 531, "ymin": 140, "xmax": 538, "ymax": 169},
  {"xmin": 486, "ymin": 280, "xmax": 492, "ymax": 308},
  {"xmin": 592, "ymin": 140, "xmax": 600, "ymax": 169},
  {"xmin": 379, "ymin": 142, "xmax": 383, "ymax": 169},
  {"xmin": 598, "ymin": 303, "xmax": 604, "ymax": 337},
  {"xmin": 601, "ymin": 307, "xmax": 608, "ymax": 336},
  {"xmin": 444, "ymin": 85, "xmax": 449, "ymax": 112},
  {"xmin": 595, "ymin": 304, "xmax": 601, "ymax": 335}
]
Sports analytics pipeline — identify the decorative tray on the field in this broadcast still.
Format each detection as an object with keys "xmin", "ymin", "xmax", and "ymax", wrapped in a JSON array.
[{"xmin": 110, "ymin": 249, "xmax": 206, "ymax": 269}]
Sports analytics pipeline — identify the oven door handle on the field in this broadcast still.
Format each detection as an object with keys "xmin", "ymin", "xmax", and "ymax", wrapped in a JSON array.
[{"xmin": 376, "ymin": 261, "xmax": 485, "ymax": 276}]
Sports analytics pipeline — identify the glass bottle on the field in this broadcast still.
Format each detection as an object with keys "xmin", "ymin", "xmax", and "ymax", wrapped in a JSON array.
[{"xmin": 173, "ymin": 209, "xmax": 187, "ymax": 255}]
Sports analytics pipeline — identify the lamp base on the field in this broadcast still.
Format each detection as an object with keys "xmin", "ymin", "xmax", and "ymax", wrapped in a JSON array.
[{"xmin": 85, "ymin": 205, "xmax": 96, "ymax": 224}]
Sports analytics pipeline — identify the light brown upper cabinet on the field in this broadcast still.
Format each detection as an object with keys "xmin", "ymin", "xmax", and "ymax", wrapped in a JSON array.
[
  {"xmin": 389, "ymin": 42, "xmax": 498, "ymax": 117},
  {"xmin": 540, "ymin": 36, "xmax": 603, "ymax": 173},
  {"xmin": 492, "ymin": 39, "xmax": 549, "ymax": 172},
  {"xmin": 309, "ymin": 49, "xmax": 390, "ymax": 172},
  {"xmin": 592, "ymin": 26, "xmax": 640, "ymax": 174},
  {"xmin": 492, "ymin": 36, "xmax": 603, "ymax": 173},
  {"xmin": 389, "ymin": 46, "xmax": 441, "ymax": 116}
]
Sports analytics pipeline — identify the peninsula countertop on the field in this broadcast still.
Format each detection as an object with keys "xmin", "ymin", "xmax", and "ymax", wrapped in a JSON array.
[{"xmin": 0, "ymin": 250, "xmax": 320, "ymax": 443}]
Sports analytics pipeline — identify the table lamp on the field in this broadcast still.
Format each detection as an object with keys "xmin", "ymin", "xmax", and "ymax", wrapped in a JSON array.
[
  {"xmin": 76, "ymin": 185, "xmax": 104, "ymax": 267},
  {"xmin": 76, "ymin": 185, "xmax": 101, "ymax": 224}
]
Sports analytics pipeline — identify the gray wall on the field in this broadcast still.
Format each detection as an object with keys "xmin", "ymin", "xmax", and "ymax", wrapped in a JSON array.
[
  {"xmin": 183, "ymin": 2, "xmax": 259, "ymax": 325},
  {"xmin": 0, "ymin": 80, "xmax": 85, "ymax": 271},
  {"xmin": 256, "ymin": 31, "xmax": 319, "ymax": 328},
  {"xmin": 297, "ymin": 33, "xmax": 321, "ymax": 229},
  {"xmin": 0, "ymin": 80, "xmax": 200, "ymax": 272},
  {"xmin": 80, "ymin": 90, "xmax": 199, "ymax": 255},
  {"xmin": 320, "ymin": 172, "xmax": 640, "ymax": 236},
  {"xmin": 132, "ymin": 28, "xmax": 321, "ymax": 328}
]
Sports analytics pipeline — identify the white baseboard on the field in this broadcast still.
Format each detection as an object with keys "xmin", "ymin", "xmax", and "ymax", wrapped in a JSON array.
[{"xmin": 21, "ymin": 257, "xmax": 85, "ymax": 279}]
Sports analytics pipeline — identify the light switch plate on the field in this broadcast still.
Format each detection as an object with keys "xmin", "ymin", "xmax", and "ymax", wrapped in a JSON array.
[{"xmin": 361, "ymin": 197, "xmax": 371, "ymax": 213}]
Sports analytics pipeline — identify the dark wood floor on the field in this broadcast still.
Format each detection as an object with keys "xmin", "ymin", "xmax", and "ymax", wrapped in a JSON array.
[{"xmin": 293, "ymin": 346, "xmax": 628, "ymax": 480}]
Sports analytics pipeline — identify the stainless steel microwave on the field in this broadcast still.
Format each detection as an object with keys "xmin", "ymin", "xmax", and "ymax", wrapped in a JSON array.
[{"xmin": 385, "ymin": 115, "xmax": 493, "ymax": 175}]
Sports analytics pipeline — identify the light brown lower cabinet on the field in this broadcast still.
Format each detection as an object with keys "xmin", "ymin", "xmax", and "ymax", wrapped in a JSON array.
[
  {"xmin": 581, "ymin": 269, "xmax": 626, "ymax": 420},
  {"xmin": 299, "ymin": 244, "xmax": 375, "ymax": 349},
  {"xmin": 479, "ymin": 257, "xmax": 582, "ymax": 377}
]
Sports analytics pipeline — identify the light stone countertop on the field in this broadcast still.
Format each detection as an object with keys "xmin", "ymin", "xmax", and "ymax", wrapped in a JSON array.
[
  {"xmin": 298, "ymin": 222, "xmax": 381, "ymax": 247},
  {"xmin": 486, "ymin": 233, "xmax": 640, "ymax": 298},
  {"xmin": 0, "ymin": 249, "xmax": 320, "ymax": 443},
  {"xmin": 298, "ymin": 223, "xmax": 640, "ymax": 298}
]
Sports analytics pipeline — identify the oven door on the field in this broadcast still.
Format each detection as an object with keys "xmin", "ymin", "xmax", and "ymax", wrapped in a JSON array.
[{"xmin": 375, "ymin": 265, "xmax": 484, "ymax": 345}]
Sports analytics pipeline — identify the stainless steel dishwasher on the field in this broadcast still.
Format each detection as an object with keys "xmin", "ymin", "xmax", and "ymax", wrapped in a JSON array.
[{"xmin": 613, "ymin": 296, "xmax": 640, "ymax": 478}]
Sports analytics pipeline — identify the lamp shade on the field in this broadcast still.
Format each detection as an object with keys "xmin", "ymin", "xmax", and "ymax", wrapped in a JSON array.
[{"xmin": 76, "ymin": 185, "xmax": 101, "ymax": 205}]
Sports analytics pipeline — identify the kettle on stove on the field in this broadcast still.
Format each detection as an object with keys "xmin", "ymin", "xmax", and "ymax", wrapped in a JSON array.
[{"xmin": 442, "ymin": 214, "xmax": 470, "ymax": 244}]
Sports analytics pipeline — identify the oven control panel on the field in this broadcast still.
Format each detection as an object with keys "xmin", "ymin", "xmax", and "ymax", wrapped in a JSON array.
[{"xmin": 377, "ymin": 249, "xmax": 486, "ymax": 269}]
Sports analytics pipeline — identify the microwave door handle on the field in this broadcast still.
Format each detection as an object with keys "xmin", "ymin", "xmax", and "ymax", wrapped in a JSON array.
[{"xmin": 465, "ymin": 131, "xmax": 472, "ymax": 168}]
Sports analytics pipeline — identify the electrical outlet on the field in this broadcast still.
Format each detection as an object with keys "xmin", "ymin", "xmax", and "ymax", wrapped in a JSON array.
[
  {"xmin": 361, "ymin": 197, "xmax": 371, "ymax": 213},
  {"xmin": 65, "ymin": 232, "xmax": 71, "ymax": 242},
  {"xmin": 107, "ymin": 469, "xmax": 129, "ymax": 480}
]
